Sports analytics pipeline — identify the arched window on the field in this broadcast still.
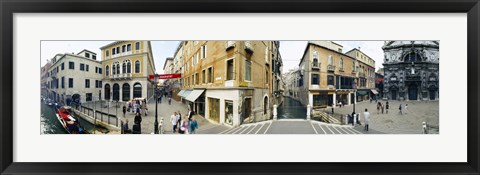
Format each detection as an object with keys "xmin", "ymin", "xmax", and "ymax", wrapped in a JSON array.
[
  {"xmin": 112, "ymin": 83, "xmax": 120, "ymax": 101},
  {"xmin": 116, "ymin": 64, "xmax": 120, "ymax": 74},
  {"xmin": 106, "ymin": 65, "xmax": 109, "ymax": 76},
  {"xmin": 126, "ymin": 60, "xmax": 131, "ymax": 73},
  {"xmin": 122, "ymin": 83, "xmax": 130, "ymax": 101},
  {"xmin": 133, "ymin": 83, "xmax": 142, "ymax": 98},
  {"xmin": 135, "ymin": 60, "xmax": 141, "ymax": 73},
  {"xmin": 312, "ymin": 51, "xmax": 319, "ymax": 67},
  {"xmin": 112, "ymin": 64, "xmax": 116, "ymax": 75},
  {"xmin": 404, "ymin": 52, "xmax": 422, "ymax": 63},
  {"xmin": 122, "ymin": 62, "xmax": 126, "ymax": 74}
]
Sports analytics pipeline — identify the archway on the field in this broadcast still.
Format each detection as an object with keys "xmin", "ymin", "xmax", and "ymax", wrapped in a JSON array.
[
  {"xmin": 104, "ymin": 84, "xmax": 111, "ymax": 100},
  {"xmin": 133, "ymin": 83, "xmax": 142, "ymax": 98},
  {"xmin": 429, "ymin": 85, "xmax": 437, "ymax": 100},
  {"xmin": 407, "ymin": 83, "xmax": 419, "ymax": 100},
  {"xmin": 263, "ymin": 96, "xmax": 268, "ymax": 115},
  {"xmin": 113, "ymin": 83, "xmax": 120, "ymax": 101},
  {"xmin": 390, "ymin": 86, "xmax": 398, "ymax": 100}
]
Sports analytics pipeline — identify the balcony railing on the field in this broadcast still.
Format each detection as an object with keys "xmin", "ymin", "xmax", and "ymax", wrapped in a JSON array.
[
  {"xmin": 327, "ymin": 65, "xmax": 335, "ymax": 71},
  {"xmin": 109, "ymin": 73, "xmax": 132, "ymax": 80},
  {"xmin": 225, "ymin": 41, "xmax": 235, "ymax": 50},
  {"xmin": 312, "ymin": 62, "xmax": 320, "ymax": 70},
  {"xmin": 244, "ymin": 41, "xmax": 254, "ymax": 53}
]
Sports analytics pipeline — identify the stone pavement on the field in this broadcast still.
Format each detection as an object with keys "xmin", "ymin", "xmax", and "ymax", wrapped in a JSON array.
[{"xmin": 331, "ymin": 100, "xmax": 439, "ymax": 134}]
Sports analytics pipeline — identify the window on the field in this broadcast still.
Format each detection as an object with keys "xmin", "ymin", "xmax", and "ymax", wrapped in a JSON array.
[
  {"xmin": 106, "ymin": 50, "xmax": 109, "ymax": 56},
  {"xmin": 135, "ymin": 42, "xmax": 140, "ymax": 50},
  {"xmin": 312, "ymin": 74, "xmax": 319, "ymax": 85},
  {"xmin": 202, "ymin": 45, "xmax": 207, "ymax": 59},
  {"xmin": 99, "ymin": 81, "xmax": 102, "ymax": 87},
  {"xmin": 68, "ymin": 78, "xmax": 73, "ymax": 88},
  {"xmin": 202, "ymin": 70, "xmax": 206, "ymax": 84},
  {"xmin": 245, "ymin": 60, "xmax": 251, "ymax": 81},
  {"xmin": 195, "ymin": 73, "xmax": 199, "ymax": 85},
  {"xmin": 328, "ymin": 55, "xmax": 333, "ymax": 65},
  {"xmin": 61, "ymin": 63, "xmax": 64, "ymax": 70},
  {"xmin": 116, "ymin": 47, "xmax": 120, "ymax": 54},
  {"xmin": 106, "ymin": 65, "xmax": 109, "ymax": 76},
  {"xmin": 122, "ymin": 45, "xmax": 126, "ymax": 53},
  {"xmin": 80, "ymin": 63, "xmax": 85, "ymax": 71},
  {"xmin": 112, "ymin": 64, "xmax": 116, "ymax": 75},
  {"xmin": 127, "ymin": 44, "xmax": 132, "ymax": 51},
  {"xmin": 127, "ymin": 61, "xmax": 131, "ymax": 73},
  {"xmin": 92, "ymin": 55, "xmax": 96, "ymax": 60},
  {"xmin": 122, "ymin": 62, "xmax": 126, "ymax": 73},
  {"xmin": 85, "ymin": 79, "xmax": 90, "ymax": 88},
  {"xmin": 116, "ymin": 64, "xmax": 120, "ymax": 74},
  {"xmin": 86, "ymin": 93, "xmax": 92, "ymax": 102},
  {"xmin": 86, "ymin": 64, "xmax": 89, "ymax": 72},
  {"xmin": 328, "ymin": 75, "xmax": 335, "ymax": 85},
  {"xmin": 265, "ymin": 69, "xmax": 268, "ymax": 84},
  {"xmin": 135, "ymin": 60, "xmax": 140, "ymax": 73},
  {"xmin": 226, "ymin": 59, "xmax": 234, "ymax": 80},
  {"xmin": 95, "ymin": 67, "xmax": 98, "ymax": 73},
  {"xmin": 85, "ymin": 53, "xmax": 90, "ymax": 58},
  {"xmin": 112, "ymin": 48, "xmax": 116, "ymax": 55},
  {"xmin": 208, "ymin": 67, "xmax": 213, "ymax": 83},
  {"xmin": 95, "ymin": 80, "xmax": 98, "ymax": 88},
  {"xmin": 69, "ymin": 62, "xmax": 74, "ymax": 69},
  {"xmin": 61, "ymin": 77, "xmax": 64, "ymax": 88},
  {"xmin": 340, "ymin": 58, "xmax": 344, "ymax": 69},
  {"xmin": 99, "ymin": 68, "xmax": 102, "ymax": 74}
]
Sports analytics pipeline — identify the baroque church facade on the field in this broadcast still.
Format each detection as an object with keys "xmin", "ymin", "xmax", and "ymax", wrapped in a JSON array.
[{"xmin": 382, "ymin": 41, "xmax": 439, "ymax": 101}]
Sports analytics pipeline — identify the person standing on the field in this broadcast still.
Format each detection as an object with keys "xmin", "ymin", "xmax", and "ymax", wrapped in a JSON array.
[
  {"xmin": 188, "ymin": 109, "xmax": 193, "ymax": 121},
  {"xmin": 376, "ymin": 102, "xmax": 380, "ymax": 114},
  {"xmin": 351, "ymin": 112, "xmax": 356, "ymax": 126},
  {"xmin": 180, "ymin": 116, "xmax": 190, "ymax": 134},
  {"xmin": 133, "ymin": 113, "xmax": 142, "ymax": 134},
  {"xmin": 363, "ymin": 108, "xmax": 370, "ymax": 131},
  {"xmin": 190, "ymin": 116, "xmax": 199, "ymax": 134},
  {"xmin": 386, "ymin": 101, "xmax": 389, "ymax": 114},
  {"xmin": 381, "ymin": 102, "xmax": 384, "ymax": 114},
  {"xmin": 170, "ymin": 112, "xmax": 178, "ymax": 133}
]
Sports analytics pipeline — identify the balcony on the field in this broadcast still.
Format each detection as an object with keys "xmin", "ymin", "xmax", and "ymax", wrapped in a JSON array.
[
  {"xmin": 339, "ymin": 67, "xmax": 345, "ymax": 72},
  {"xmin": 109, "ymin": 73, "xmax": 132, "ymax": 80},
  {"xmin": 312, "ymin": 62, "xmax": 320, "ymax": 70},
  {"xmin": 359, "ymin": 72, "xmax": 366, "ymax": 77},
  {"xmin": 111, "ymin": 51, "xmax": 132, "ymax": 58},
  {"xmin": 327, "ymin": 65, "xmax": 335, "ymax": 72},
  {"xmin": 244, "ymin": 41, "xmax": 254, "ymax": 53},
  {"xmin": 225, "ymin": 41, "xmax": 235, "ymax": 50}
]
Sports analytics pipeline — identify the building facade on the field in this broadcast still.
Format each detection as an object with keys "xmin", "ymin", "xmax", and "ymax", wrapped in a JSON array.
[
  {"xmin": 178, "ymin": 41, "xmax": 278, "ymax": 126},
  {"xmin": 345, "ymin": 48, "xmax": 376, "ymax": 101},
  {"xmin": 293, "ymin": 41, "xmax": 358, "ymax": 109},
  {"xmin": 46, "ymin": 50, "xmax": 103, "ymax": 104},
  {"xmin": 100, "ymin": 41, "xmax": 156, "ymax": 102},
  {"xmin": 41, "ymin": 62, "xmax": 52, "ymax": 97},
  {"xmin": 382, "ymin": 41, "xmax": 439, "ymax": 101}
]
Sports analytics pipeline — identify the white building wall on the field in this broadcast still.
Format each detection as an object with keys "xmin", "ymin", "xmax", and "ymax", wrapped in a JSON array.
[{"xmin": 205, "ymin": 89, "xmax": 241, "ymax": 126}]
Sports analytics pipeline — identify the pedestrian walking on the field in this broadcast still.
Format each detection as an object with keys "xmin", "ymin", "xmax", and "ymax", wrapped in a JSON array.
[
  {"xmin": 386, "ymin": 101, "xmax": 389, "ymax": 114},
  {"xmin": 376, "ymin": 102, "xmax": 380, "ymax": 114},
  {"xmin": 134, "ymin": 112, "xmax": 142, "ymax": 125},
  {"xmin": 180, "ymin": 116, "xmax": 190, "ymax": 134},
  {"xmin": 381, "ymin": 102, "xmax": 384, "ymax": 114},
  {"xmin": 399, "ymin": 103, "xmax": 403, "ymax": 115},
  {"xmin": 170, "ymin": 112, "xmax": 178, "ymax": 133},
  {"xmin": 168, "ymin": 97, "xmax": 172, "ymax": 105},
  {"xmin": 363, "ymin": 108, "xmax": 370, "ymax": 131},
  {"xmin": 122, "ymin": 105, "xmax": 126, "ymax": 118},
  {"xmin": 133, "ymin": 113, "xmax": 142, "ymax": 134},
  {"xmin": 190, "ymin": 116, "xmax": 199, "ymax": 134},
  {"xmin": 188, "ymin": 109, "xmax": 193, "ymax": 121},
  {"xmin": 405, "ymin": 104, "xmax": 409, "ymax": 114},
  {"xmin": 339, "ymin": 101, "xmax": 342, "ymax": 108}
]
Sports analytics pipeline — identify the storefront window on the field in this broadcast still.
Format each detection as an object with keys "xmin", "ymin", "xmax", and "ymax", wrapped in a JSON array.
[{"xmin": 225, "ymin": 100, "xmax": 234, "ymax": 125}]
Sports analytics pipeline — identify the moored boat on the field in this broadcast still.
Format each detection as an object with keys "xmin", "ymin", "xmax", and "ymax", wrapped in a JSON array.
[{"xmin": 55, "ymin": 106, "xmax": 87, "ymax": 134}]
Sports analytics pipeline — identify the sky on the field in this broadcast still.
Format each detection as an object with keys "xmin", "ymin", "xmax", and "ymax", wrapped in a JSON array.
[{"xmin": 41, "ymin": 41, "xmax": 385, "ymax": 74}]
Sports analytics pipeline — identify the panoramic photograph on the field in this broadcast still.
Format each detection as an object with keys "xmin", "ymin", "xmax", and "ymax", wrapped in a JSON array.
[{"xmin": 40, "ymin": 40, "xmax": 439, "ymax": 134}]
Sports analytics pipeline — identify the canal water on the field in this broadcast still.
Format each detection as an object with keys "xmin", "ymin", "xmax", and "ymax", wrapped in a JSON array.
[
  {"xmin": 40, "ymin": 103, "xmax": 95, "ymax": 134},
  {"xmin": 277, "ymin": 96, "xmax": 307, "ymax": 119}
]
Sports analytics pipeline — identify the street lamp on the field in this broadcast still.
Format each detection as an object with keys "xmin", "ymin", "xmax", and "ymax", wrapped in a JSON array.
[
  {"xmin": 353, "ymin": 80, "xmax": 357, "ymax": 114},
  {"xmin": 153, "ymin": 75, "xmax": 159, "ymax": 134}
]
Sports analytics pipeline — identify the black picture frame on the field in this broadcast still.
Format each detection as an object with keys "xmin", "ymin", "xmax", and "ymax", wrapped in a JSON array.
[{"xmin": 1, "ymin": 0, "xmax": 479, "ymax": 174}]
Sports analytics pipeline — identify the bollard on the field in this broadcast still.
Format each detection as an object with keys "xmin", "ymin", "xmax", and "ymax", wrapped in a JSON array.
[
  {"xmin": 353, "ymin": 114, "xmax": 357, "ymax": 126},
  {"xmin": 345, "ymin": 115, "xmax": 348, "ymax": 125},
  {"xmin": 273, "ymin": 105, "xmax": 278, "ymax": 120},
  {"xmin": 307, "ymin": 105, "xmax": 311, "ymax": 120}
]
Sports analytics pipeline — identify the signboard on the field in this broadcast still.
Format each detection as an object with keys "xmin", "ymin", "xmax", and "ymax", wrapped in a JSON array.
[{"xmin": 148, "ymin": 74, "xmax": 182, "ymax": 80}]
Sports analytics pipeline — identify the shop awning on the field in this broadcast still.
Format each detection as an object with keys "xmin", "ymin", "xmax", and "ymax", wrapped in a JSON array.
[
  {"xmin": 371, "ymin": 89, "xmax": 379, "ymax": 94},
  {"xmin": 177, "ymin": 90, "xmax": 185, "ymax": 97},
  {"xmin": 185, "ymin": 89, "xmax": 205, "ymax": 102},
  {"xmin": 180, "ymin": 90, "xmax": 192, "ymax": 98},
  {"xmin": 356, "ymin": 91, "xmax": 368, "ymax": 96}
]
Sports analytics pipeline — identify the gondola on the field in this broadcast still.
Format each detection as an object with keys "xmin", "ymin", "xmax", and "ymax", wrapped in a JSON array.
[{"xmin": 55, "ymin": 106, "xmax": 87, "ymax": 134}]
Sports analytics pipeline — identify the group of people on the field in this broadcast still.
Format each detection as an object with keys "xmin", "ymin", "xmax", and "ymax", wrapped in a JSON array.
[
  {"xmin": 376, "ymin": 101, "xmax": 389, "ymax": 114},
  {"xmin": 122, "ymin": 98, "xmax": 148, "ymax": 134},
  {"xmin": 170, "ymin": 109, "xmax": 199, "ymax": 134},
  {"xmin": 398, "ymin": 103, "xmax": 408, "ymax": 115}
]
